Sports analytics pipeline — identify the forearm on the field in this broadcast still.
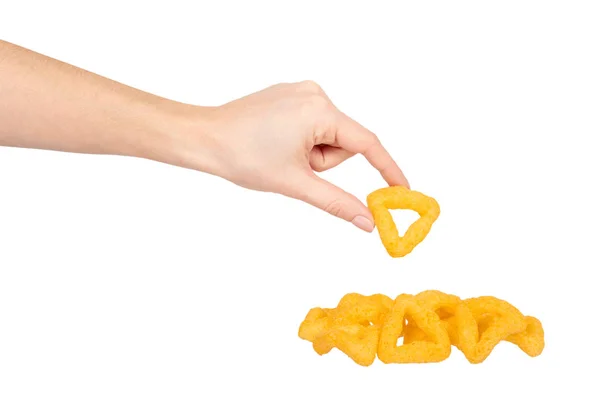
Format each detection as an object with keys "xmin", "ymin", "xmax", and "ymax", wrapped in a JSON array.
[
  {"xmin": 0, "ymin": 41, "xmax": 407, "ymax": 228},
  {"xmin": 0, "ymin": 40, "xmax": 213, "ymax": 168}
]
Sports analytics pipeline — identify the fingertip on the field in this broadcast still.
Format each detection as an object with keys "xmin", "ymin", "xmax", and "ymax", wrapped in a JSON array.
[
  {"xmin": 295, "ymin": 174, "xmax": 376, "ymax": 228},
  {"xmin": 387, "ymin": 171, "xmax": 410, "ymax": 190},
  {"xmin": 398, "ymin": 174, "xmax": 411, "ymax": 189},
  {"xmin": 383, "ymin": 170, "xmax": 410, "ymax": 189},
  {"xmin": 351, "ymin": 215, "xmax": 374, "ymax": 232}
]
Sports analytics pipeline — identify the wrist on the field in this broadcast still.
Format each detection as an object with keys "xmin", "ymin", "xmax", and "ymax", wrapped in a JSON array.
[{"xmin": 137, "ymin": 100, "xmax": 222, "ymax": 175}]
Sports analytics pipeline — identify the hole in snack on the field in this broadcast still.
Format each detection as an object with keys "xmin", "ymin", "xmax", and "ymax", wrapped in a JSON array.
[
  {"xmin": 390, "ymin": 210, "xmax": 420, "ymax": 238},
  {"xmin": 396, "ymin": 315, "xmax": 422, "ymax": 346},
  {"xmin": 436, "ymin": 308, "xmax": 454, "ymax": 320},
  {"xmin": 477, "ymin": 314, "xmax": 495, "ymax": 335}
]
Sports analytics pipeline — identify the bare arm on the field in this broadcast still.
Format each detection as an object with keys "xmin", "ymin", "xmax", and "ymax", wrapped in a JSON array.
[
  {"xmin": 0, "ymin": 40, "xmax": 210, "ymax": 167},
  {"xmin": 0, "ymin": 40, "xmax": 408, "ymax": 231}
]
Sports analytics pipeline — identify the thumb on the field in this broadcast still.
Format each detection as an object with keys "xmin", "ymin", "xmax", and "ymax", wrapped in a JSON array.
[{"xmin": 291, "ymin": 174, "xmax": 375, "ymax": 232}]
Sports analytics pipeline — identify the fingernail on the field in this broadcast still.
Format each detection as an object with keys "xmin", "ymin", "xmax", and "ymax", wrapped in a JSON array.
[{"xmin": 351, "ymin": 216, "xmax": 374, "ymax": 232}]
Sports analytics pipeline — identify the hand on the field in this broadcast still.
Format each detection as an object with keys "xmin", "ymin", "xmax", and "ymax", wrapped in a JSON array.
[
  {"xmin": 185, "ymin": 81, "xmax": 409, "ymax": 232},
  {"xmin": 0, "ymin": 41, "xmax": 407, "ymax": 231}
]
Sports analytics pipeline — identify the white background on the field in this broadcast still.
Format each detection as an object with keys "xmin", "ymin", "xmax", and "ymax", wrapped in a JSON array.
[{"xmin": 1, "ymin": 1, "xmax": 599, "ymax": 396}]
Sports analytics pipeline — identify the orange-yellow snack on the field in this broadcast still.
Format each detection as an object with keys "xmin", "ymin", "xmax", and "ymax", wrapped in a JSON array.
[
  {"xmin": 378, "ymin": 293, "xmax": 451, "ymax": 363},
  {"xmin": 333, "ymin": 293, "xmax": 394, "ymax": 327},
  {"xmin": 299, "ymin": 291, "xmax": 544, "ymax": 366},
  {"xmin": 505, "ymin": 316, "xmax": 545, "ymax": 357},
  {"xmin": 404, "ymin": 290, "xmax": 478, "ymax": 352},
  {"xmin": 460, "ymin": 297, "xmax": 528, "ymax": 363},
  {"xmin": 402, "ymin": 295, "xmax": 534, "ymax": 364},
  {"xmin": 298, "ymin": 307, "xmax": 333, "ymax": 342},
  {"xmin": 367, "ymin": 186, "xmax": 440, "ymax": 257},
  {"xmin": 298, "ymin": 293, "xmax": 393, "ymax": 366},
  {"xmin": 404, "ymin": 291, "xmax": 544, "ymax": 363},
  {"xmin": 313, "ymin": 324, "xmax": 381, "ymax": 366}
]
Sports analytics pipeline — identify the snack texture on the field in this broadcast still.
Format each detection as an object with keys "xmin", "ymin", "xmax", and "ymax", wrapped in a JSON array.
[
  {"xmin": 299, "ymin": 291, "xmax": 544, "ymax": 366},
  {"xmin": 367, "ymin": 186, "xmax": 440, "ymax": 257}
]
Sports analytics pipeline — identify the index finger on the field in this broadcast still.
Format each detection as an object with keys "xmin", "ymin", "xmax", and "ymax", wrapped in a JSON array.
[{"xmin": 335, "ymin": 112, "xmax": 410, "ymax": 188}]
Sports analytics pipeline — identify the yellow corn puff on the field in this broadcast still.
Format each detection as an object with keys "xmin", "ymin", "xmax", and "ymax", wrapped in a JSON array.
[
  {"xmin": 367, "ymin": 186, "xmax": 440, "ymax": 257},
  {"xmin": 505, "ymin": 316, "xmax": 545, "ymax": 357},
  {"xmin": 461, "ymin": 296, "xmax": 528, "ymax": 363},
  {"xmin": 299, "ymin": 291, "xmax": 544, "ymax": 366},
  {"xmin": 378, "ymin": 294, "xmax": 451, "ymax": 363},
  {"xmin": 314, "ymin": 324, "xmax": 381, "ymax": 366}
]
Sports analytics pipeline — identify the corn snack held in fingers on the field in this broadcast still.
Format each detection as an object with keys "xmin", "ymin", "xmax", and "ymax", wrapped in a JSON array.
[{"xmin": 367, "ymin": 186, "xmax": 440, "ymax": 257}]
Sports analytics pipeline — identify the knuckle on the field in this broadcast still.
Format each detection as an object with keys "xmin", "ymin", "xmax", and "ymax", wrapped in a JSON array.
[
  {"xmin": 362, "ymin": 134, "xmax": 381, "ymax": 154},
  {"xmin": 310, "ymin": 94, "xmax": 329, "ymax": 109},
  {"xmin": 368, "ymin": 133, "xmax": 381, "ymax": 145},
  {"xmin": 298, "ymin": 94, "xmax": 331, "ymax": 117},
  {"xmin": 312, "ymin": 162, "xmax": 327, "ymax": 172},
  {"xmin": 313, "ymin": 124, "xmax": 335, "ymax": 145},
  {"xmin": 298, "ymin": 80, "xmax": 324, "ymax": 94},
  {"xmin": 310, "ymin": 157, "xmax": 327, "ymax": 172},
  {"xmin": 324, "ymin": 199, "xmax": 345, "ymax": 217}
]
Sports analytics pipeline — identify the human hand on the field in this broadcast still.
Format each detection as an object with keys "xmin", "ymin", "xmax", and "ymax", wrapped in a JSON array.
[
  {"xmin": 0, "ymin": 41, "xmax": 406, "ymax": 232},
  {"xmin": 181, "ymin": 81, "xmax": 409, "ymax": 232}
]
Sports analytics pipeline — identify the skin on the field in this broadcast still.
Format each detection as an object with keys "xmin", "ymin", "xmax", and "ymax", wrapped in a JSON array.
[{"xmin": 0, "ymin": 40, "xmax": 409, "ymax": 232}]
